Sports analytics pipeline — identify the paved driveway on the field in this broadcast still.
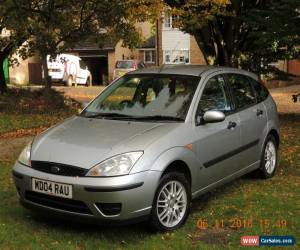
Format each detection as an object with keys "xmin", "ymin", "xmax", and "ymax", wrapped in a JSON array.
[
  {"xmin": 58, "ymin": 84, "xmax": 300, "ymax": 114},
  {"xmin": 270, "ymin": 85, "xmax": 300, "ymax": 114},
  {"xmin": 54, "ymin": 86, "xmax": 105, "ymax": 104}
]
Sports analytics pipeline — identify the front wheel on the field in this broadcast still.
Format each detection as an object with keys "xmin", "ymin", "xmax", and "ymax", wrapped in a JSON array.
[
  {"xmin": 258, "ymin": 135, "xmax": 278, "ymax": 178},
  {"xmin": 149, "ymin": 172, "xmax": 191, "ymax": 232}
]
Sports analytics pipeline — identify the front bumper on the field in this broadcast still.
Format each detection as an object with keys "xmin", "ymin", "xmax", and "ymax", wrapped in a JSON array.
[{"xmin": 12, "ymin": 162, "xmax": 161, "ymax": 222}]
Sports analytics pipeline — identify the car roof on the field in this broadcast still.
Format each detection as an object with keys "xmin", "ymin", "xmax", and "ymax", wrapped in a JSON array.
[{"xmin": 128, "ymin": 64, "xmax": 257, "ymax": 78}]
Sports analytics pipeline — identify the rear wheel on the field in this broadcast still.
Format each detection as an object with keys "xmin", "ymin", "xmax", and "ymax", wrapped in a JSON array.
[
  {"xmin": 258, "ymin": 134, "xmax": 278, "ymax": 178},
  {"xmin": 149, "ymin": 172, "xmax": 191, "ymax": 232}
]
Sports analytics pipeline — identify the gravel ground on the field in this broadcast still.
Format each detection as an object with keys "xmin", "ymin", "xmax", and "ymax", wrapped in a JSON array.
[{"xmin": 269, "ymin": 85, "xmax": 300, "ymax": 114}]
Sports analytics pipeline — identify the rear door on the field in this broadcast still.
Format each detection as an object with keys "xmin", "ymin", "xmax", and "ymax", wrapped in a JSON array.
[{"xmin": 225, "ymin": 73, "xmax": 267, "ymax": 169}]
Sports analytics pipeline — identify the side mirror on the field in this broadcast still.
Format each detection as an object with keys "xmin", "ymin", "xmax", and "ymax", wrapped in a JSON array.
[{"xmin": 203, "ymin": 110, "xmax": 225, "ymax": 123}]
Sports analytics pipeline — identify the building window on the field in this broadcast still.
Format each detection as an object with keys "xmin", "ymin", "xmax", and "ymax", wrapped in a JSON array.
[
  {"xmin": 163, "ymin": 50, "xmax": 190, "ymax": 64},
  {"xmin": 144, "ymin": 50, "xmax": 156, "ymax": 63},
  {"xmin": 164, "ymin": 13, "xmax": 179, "ymax": 29},
  {"xmin": 164, "ymin": 13, "xmax": 171, "ymax": 28}
]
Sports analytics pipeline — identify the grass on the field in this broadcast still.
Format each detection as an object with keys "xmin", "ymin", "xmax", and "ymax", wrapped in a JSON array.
[
  {"xmin": 0, "ymin": 113, "xmax": 72, "ymax": 134},
  {"xmin": 0, "ymin": 88, "xmax": 80, "ymax": 135},
  {"xmin": 0, "ymin": 92, "xmax": 299, "ymax": 249}
]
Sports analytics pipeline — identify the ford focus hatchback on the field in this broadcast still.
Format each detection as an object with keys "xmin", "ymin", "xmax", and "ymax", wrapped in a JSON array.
[{"xmin": 13, "ymin": 65, "xmax": 279, "ymax": 231}]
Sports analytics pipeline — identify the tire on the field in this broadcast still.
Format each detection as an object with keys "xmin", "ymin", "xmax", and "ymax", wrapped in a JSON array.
[
  {"xmin": 149, "ymin": 172, "xmax": 191, "ymax": 232},
  {"xmin": 258, "ymin": 134, "xmax": 278, "ymax": 178},
  {"xmin": 66, "ymin": 75, "xmax": 73, "ymax": 87},
  {"xmin": 86, "ymin": 76, "xmax": 92, "ymax": 87}
]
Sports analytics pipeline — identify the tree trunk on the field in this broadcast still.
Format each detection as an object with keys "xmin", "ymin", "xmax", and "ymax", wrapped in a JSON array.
[
  {"xmin": 42, "ymin": 55, "xmax": 52, "ymax": 89},
  {"xmin": 0, "ymin": 55, "xmax": 7, "ymax": 94}
]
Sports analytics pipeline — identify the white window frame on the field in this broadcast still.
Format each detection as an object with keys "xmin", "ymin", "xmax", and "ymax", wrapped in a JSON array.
[
  {"xmin": 163, "ymin": 49, "xmax": 190, "ymax": 64},
  {"xmin": 163, "ymin": 13, "xmax": 179, "ymax": 30},
  {"xmin": 164, "ymin": 13, "xmax": 171, "ymax": 28},
  {"xmin": 144, "ymin": 49, "xmax": 156, "ymax": 63}
]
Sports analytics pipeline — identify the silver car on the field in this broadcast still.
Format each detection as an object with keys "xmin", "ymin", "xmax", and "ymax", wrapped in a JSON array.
[{"xmin": 13, "ymin": 65, "xmax": 279, "ymax": 231}]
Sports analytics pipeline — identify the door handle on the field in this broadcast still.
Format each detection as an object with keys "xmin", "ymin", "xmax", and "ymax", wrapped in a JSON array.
[
  {"xmin": 256, "ymin": 109, "xmax": 264, "ymax": 116},
  {"xmin": 227, "ymin": 121, "xmax": 237, "ymax": 129}
]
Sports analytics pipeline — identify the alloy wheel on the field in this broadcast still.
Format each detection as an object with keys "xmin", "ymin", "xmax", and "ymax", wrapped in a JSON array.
[
  {"xmin": 156, "ymin": 180, "xmax": 187, "ymax": 228},
  {"xmin": 264, "ymin": 141, "xmax": 276, "ymax": 174}
]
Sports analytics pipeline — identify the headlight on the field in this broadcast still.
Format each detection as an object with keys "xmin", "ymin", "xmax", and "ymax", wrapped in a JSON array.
[
  {"xmin": 86, "ymin": 151, "xmax": 143, "ymax": 177},
  {"xmin": 18, "ymin": 141, "xmax": 32, "ymax": 166}
]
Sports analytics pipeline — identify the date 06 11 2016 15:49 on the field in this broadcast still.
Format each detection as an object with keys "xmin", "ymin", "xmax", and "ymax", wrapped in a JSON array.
[{"xmin": 196, "ymin": 218, "xmax": 288, "ymax": 230}]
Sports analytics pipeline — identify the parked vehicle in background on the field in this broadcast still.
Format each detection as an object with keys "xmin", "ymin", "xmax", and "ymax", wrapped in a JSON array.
[
  {"xmin": 47, "ymin": 54, "xmax": 92, "ymax": 86},
  {"xmin": 13, "ymin": 65, "xmax": 279, "ymax": 232},
  {"xmin": 113, "ymin": 60, "xmax": 145, "ymax": 80}
]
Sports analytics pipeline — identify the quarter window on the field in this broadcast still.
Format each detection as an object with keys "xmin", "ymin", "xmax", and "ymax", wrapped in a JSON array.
[
  {"xmin": 227, "ymin": 74, "xmax": 256, "ymax": 109},
  {"xmin": 198, "ymin": 75, "xmax": 231, "ymax": 113}
]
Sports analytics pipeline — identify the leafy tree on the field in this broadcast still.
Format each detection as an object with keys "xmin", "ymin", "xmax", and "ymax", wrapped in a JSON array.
[
  {"xmin": 0, "ymin": 0, "xmax": 31, "ymax": 93},
  {"xmin": 13, "ymin": 0, "xmax": 146, "ymax": 88},
  {"xmin": 164, "ymin": 0, "xmax": 300, "ymax": 76}
]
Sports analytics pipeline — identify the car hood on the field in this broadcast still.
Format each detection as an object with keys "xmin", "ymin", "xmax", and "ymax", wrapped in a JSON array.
[{"xmin": 31, "ymin": 116, "xmax": 179, "ymax": 169}]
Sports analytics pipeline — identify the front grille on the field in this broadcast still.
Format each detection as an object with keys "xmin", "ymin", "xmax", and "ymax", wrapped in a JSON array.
[
  {"xmin": 31, "ymin": 161, "xmax": 88, "ymax": 177},
  {"xmin": 95, "ymin": 203, "xmax": 122, "ymax": 216},
  {"xmin": 25, "ymin": 191, "xmax": 92, "ymax": 215}
]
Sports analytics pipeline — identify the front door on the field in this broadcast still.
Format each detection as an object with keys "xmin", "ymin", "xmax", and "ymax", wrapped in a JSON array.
[{"xmin": 193, "ymin": 74, "xmax": 241, "ymax": 189}]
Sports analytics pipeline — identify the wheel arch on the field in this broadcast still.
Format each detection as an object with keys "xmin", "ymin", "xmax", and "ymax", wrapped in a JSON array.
[
  {"xmin": 160, "ymin": 160, "xmax": 192, "ymax": 188},
  {"xmin": 268, "ymin": 129, "xmax": 280, "ymax": 148}
]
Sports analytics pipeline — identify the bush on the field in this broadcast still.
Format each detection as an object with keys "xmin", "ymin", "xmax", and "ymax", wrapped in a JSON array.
[{"xmin": 0, "ymin": 88, "xmax": 81, "ymax": 114}]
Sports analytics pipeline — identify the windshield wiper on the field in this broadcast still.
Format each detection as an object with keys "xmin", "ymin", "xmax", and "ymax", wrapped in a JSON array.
[
  {"xmin": 83, "ymin": 112, "xmax": 136, "ymax": 119},
  {"xmin": 133, "ymin": 115, "xmax": 184, "ymax": 122},
  {"xmin": 83, "ymin": 113, "xmax": 184, "ymax": 122}
]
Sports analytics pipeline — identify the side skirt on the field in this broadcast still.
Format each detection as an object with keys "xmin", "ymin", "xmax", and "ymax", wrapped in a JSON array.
[{"xmin": 191, "ymin": 161, "xmax": 260, "ymax": 200}]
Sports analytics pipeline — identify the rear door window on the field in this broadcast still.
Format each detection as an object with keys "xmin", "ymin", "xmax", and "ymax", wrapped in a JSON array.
[
  {"xmin": 247, "ymin": 77, "xmax": 269, "ymax": 103},
  {"xmin": 226, "ymin": 74, "xmax": 256, "ymax": 110}
]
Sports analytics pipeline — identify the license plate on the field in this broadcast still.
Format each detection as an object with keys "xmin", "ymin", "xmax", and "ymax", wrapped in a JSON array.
[{"xmin": 32, "ymin": 178, "xmax": 73, "ymax": 199}]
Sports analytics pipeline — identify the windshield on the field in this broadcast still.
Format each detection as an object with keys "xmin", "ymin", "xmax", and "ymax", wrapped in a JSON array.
[
  {"xmin": 116, "ymin": 61, "xmax": 135, "ymax": 69},
  {"xmin": 81, "ymin": 74, "xmax": 200, "ymax": 121}
]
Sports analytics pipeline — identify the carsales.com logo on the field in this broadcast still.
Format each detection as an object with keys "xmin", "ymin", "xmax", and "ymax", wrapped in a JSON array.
[{"xmin": 241, "ymin": 236, "xmax": 295, "ymax": 246}]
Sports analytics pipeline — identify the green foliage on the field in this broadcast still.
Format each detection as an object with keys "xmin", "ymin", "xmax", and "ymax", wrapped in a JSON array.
[
  {"xmin": 13, "ymin": 0, "xmax": 145, "ymax": 87},
  {"xmin": 165, "ymin": 0, "xmax": 300, "ymax": 75},
  {"xmin": 0, "ymin": 0, "xmax": 155, "ymax": 90}
]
